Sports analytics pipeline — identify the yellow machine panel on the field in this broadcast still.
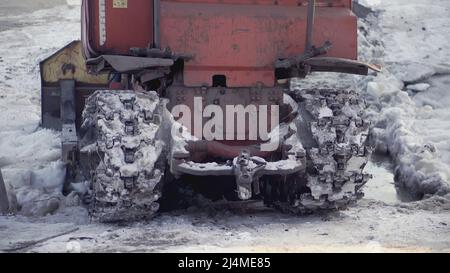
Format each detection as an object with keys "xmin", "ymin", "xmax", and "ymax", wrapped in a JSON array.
[{"xmin": 41, "ymin": 40, "xmax": 109, "ymax": 85}]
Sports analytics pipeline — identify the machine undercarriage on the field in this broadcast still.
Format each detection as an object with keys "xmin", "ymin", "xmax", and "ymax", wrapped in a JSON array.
[
  {"xmin": 40, "ymin": 0, "xmax": 379, "ymax": 222},
  {"xmin": 69, "ymin": 84, "xmax": 371, "ymax": 222}
]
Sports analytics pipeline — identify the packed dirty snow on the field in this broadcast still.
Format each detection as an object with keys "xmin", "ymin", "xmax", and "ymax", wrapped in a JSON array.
[
  {"xmin": 355, "ymin": 0, "xmax": 450, "ymax": 198},
  {"xmin": 0, "ymin": 3, "xmax": 81, "ymax": 215}
]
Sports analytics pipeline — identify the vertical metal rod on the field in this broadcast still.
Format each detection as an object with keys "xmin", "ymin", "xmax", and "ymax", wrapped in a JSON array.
[
  {"xmin": 305, "ymin": 0, "xmax": 316, "ymax": 52},
  {"xmin": 0, "ymin": 169, "xmax": 9, "ymax": 215},
  {"xmin": 60, "ymin": 80, "xmax": 76, "ymax": 125},
  {"xmin": 153, "ymin": 0, "xmax": 161, "ymax": 48}
]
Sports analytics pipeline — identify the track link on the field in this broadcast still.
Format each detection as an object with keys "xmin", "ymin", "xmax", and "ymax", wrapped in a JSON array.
[{"xmin": 81, "ymin": 90, "xmax": 166, "ymax": 222}]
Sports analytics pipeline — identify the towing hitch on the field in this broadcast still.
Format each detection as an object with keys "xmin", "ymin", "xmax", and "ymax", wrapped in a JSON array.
[{"xmin": 234, "ymin": 151, "xmax": 267, "ymax": 200}]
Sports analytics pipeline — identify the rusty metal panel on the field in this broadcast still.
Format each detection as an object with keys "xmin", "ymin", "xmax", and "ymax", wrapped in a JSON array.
[
  {"xmin": 87, "ymin": 0, "xmax": 154, "ymax": 55},
  {"xmin": 81, "ymin": 0, "xmax": 357, "ymax": 87},
  {"xmin": 160, "ymin": 1, "xmax": 358, "ymax": 87},
  {"xmin": 167, "ymin": 85, "xmax": 283, "ymax": 143}
]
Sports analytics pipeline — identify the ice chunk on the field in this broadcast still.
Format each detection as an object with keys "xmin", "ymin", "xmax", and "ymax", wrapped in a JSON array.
[{"xmin": 406, "ymin": 83, "xmax": 430, "ymax": 92}]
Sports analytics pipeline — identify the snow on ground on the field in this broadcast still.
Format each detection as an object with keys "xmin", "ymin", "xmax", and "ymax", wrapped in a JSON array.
[
  {"xmin": 357, "ymin": 0, "xmax": 450, "ymax": 198},
  {"xmin": 0, "ymin": 199, "xmax": 449, "ymax": 253},
  {"xmin": 0, "ymin": 0, "xmax": 449, "ymax": 253},
  {"xmin": 0, "ymin": 2, "xmax": 80, "ymax": 214}
]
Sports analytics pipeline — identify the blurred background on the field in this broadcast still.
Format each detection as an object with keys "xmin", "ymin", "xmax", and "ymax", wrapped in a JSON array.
[{"xmin": 0, "ymin": 0, "xmax": 80, "ymax": 17}]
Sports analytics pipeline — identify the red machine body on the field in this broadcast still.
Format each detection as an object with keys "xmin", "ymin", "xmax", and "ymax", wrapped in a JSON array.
[
  {"xmin": 84, "ymin": 0, "xmax": 357, "ymax": 87},
  {"xmin": 85, "ymin": 0, "xmax": 154, "ymax": 55},
  {"xmin": 41, "ymin": 0, "xmax": 376, "ymax": 217}
]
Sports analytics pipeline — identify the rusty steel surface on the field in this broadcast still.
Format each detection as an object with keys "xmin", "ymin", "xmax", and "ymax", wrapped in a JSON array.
[
  {"xmin": 83, "ymin": 0, "xmax": 358, "ymax": 87},
  {"xmin": 186, "ymin": 140, "xmax": 276, "ymax": 162},
  {"xmin": 166, "ymin": 85, "xmax": 284, "ymax": 144},
  {"xmin": 160, "ymin": 1, "xmax": 357, "ymax": 87}
]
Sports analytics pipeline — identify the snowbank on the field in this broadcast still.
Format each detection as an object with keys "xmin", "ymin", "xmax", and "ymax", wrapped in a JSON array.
[
  {"xmin": 356, "ymin": 0, "xmax": 450, "ymax": 198},
  {"xmin": 0, "ymin": 4, "xmax": 81, "ymax": 215}
]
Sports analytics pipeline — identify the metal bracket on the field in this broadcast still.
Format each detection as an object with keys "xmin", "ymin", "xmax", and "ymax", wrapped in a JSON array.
[
  {"xmin": 275, "ymin": 41, "xmax": 332, "ymax": 70},
  {"xmin": 234, "ymin": 151, "xmax": 266, "ymax": 200},
  {"xmin": 305, "ymin": 57, "xmax": 382, "ymax": 75},
  {"xmin": 60, "ymin": 80, "xmax": 78, "ymax": 164},
  {"xmin": 274, "ymin": 0, "xmax": 381, "ymax": 78},
  {"xmin": 86, "ymin": 55, "xmax": 174, "ymax": 73}
]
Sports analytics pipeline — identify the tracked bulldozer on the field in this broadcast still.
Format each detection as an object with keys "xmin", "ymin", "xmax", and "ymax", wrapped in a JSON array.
[{"xmin": 40, "ymin": 0, "xmax": 380, "ymax": 222}]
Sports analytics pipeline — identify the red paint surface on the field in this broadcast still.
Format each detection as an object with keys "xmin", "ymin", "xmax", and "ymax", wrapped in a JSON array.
[
  {"xmin": 85, "ymin": 0, "xmax": 357, "ymax": 87},
  {"xmin": 164, "ymin": 0, "xmax": 352, "ymax": 8},
  {"xmin": 89, "ymin": 0, "xmax": 154, "ymax": 55},
  {"xmin": 160, "ymin": 1, "xmax": 357, "ymax": 87}
]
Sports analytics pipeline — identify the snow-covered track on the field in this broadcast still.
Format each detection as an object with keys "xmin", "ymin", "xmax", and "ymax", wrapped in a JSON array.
[
  {"xmin": 265, "ymin": 87, "xmax": 372, "ymax": 213},
  {"xmin": 81, "ymin": 90, "xmax": 166, "ymax": 222}
]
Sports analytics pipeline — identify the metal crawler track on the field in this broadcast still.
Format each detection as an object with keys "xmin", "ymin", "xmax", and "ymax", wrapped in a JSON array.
[
  {"xmin": 267, "ymin": 88, "xmax": 372, "ymax": 213},
  {"xmin": 81, "ymin": 88, "xmax": 371, "ymax": 220},
  {"xmin": 81, "ymin": 90, "xmax": 166, "ymax": 222}
]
